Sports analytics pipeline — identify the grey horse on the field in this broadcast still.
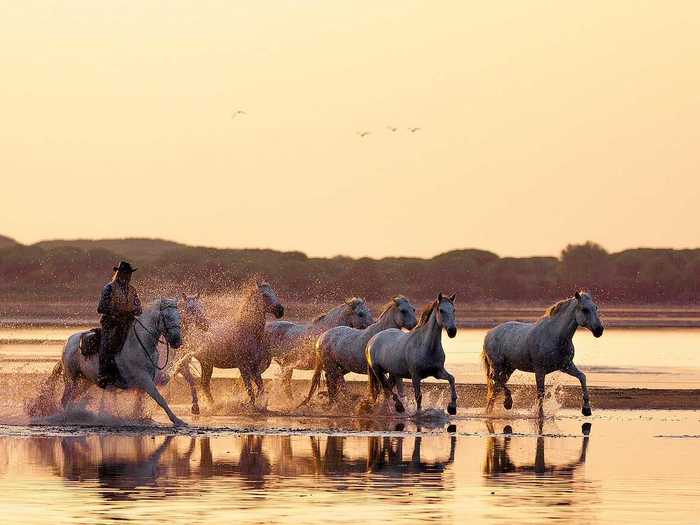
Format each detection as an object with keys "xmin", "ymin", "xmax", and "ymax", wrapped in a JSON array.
[
  {"xmin": 482, "ymin": 291, "xmax": 604, "ymax": 417},
  {"xmin": 264, "ymin": 298, "xmax": 374, "ymax": 398},
  {"xmin": 299, "ymin": 295, "xmax": 417, "ymax": 407},
  {"xmin": 364, "ymin": 293, "xmax": 458, "ymax": 415}
]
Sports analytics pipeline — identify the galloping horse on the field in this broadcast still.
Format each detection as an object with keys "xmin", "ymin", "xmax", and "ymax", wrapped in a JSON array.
[
  {"xmin": 365, "ymin": 293, "xmax": 458, "ymax": 415},
  {"xmin": 299, "ymin": 296, "xmax": 417, "ymax": 407},
  {"xmin": 264, "ymin": 298, "xmax": 373, "ymax": 398},
  {"xmin": 42, "ymin": 298, "xmax": 186, "ymax": 426},
  {"xmin": 192, "ymin": 280, "xmax": 284, "ymax": 407},
  {"xmin": 482, "ymin": 291, "xmax": 604, "ymax": 417}
]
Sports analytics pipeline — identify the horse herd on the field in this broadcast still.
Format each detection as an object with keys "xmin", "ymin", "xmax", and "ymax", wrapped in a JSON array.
[{"xmin": 40, "ymin": 279, "xmax": 604, "ymax": 427}]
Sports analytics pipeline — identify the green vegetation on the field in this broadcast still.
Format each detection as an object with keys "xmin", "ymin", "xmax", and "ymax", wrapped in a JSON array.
[{"xmin": 0, "ymin": 236, "xmax": 698, "ymax": 304}]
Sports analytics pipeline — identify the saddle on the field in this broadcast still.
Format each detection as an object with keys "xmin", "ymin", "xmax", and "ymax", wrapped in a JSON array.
[{"xmin": 79, "ymin": 327, "xmax": 102, "ymax": 357}]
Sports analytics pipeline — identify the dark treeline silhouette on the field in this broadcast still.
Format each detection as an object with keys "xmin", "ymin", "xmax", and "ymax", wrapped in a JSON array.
[{"xmin": 0, "ymin": 236, "xmax": 699, "ymax": 304}]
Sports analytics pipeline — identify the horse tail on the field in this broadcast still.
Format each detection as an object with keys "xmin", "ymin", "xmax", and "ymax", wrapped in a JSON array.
[
  {"xmin": 297, "ymin": 340, "xmax": 324, "ymax": 409},
  {"xmin": 481, "ymin": 348, "xmax": 494, "ymax": 400},
  {"xmin": 366, "ymin": 348, "xmax": 381, "ymax": 401},
  {"xmin": 26, "ymin": 360, "xmax": 63, "ymax": 416}
]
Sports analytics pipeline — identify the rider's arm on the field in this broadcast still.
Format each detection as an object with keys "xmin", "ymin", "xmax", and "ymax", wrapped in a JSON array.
[
  {"xmin": 132, "ymin": 291, "xmax": 143, "ymax": 317},
  {"xmin": 97, "ymin": 284, "xmax": 113, "ymax": 315}
]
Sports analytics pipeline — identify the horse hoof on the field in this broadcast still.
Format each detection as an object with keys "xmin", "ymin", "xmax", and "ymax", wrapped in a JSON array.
[
  {"xmin": 191, "ymin": 404, "xmax": 200, "ymax": 416},
  {"xmin": 582, "ymin": 406, "xmax": 592, "ymax": 417},
  {"xmin": 447, "ymin": 424, "xmax": 457, "ymax": 433},
  {"xmin": 582, "ymin": 422, "xmax": 592, "ymax": 435},
  {"xmin": 503, "ymin": 397, "xmax": 513, "ymax": 410},
  {"xmin": 447, "ymin": 403, "xmax": 457, "ymax": 415},
  {"xmin": 395, "ymin": 401, "xmax": 405, "ymax": 413},
  {"xmin": 394, "ymin": 423, "xmax": 405, "ymax": 432},
  {"xmin": 503, "ymin": 425, "xmax": 513, "ymax": 435}
]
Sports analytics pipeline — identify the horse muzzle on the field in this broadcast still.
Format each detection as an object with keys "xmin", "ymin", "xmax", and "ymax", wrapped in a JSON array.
[
  {"xmin": 446, "ymin": 326, "xmax": 457, "ymax": 338},
  {"xmin": 593, "ymin": 326, "xmax": 604, "ymax": 338},
  {"xmin": 169, "ymin": 335, "xmax": 183, "ymax": 349},
  {"xmin": 273, "ymin": 305, "xmax": 285, "ymax": 318}
]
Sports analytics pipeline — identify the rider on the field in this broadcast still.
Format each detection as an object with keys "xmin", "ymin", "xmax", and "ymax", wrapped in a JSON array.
[{"xmin": 96, "ymin": 261, "xmax": 142, "ymax": 388}]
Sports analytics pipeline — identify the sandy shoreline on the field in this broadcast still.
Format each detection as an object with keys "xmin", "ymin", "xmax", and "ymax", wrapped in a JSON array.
[{"xmin": 4, "ymin": 374, "xmax": 699, "ymax": 411}]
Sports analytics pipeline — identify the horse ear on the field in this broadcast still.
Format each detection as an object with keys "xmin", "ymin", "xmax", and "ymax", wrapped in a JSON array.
[
  {"xmin": 575, "ymin": 291, "xmax": 581, "ymax": 301},
  {"xmin": 449, "ymin": 293, "xmax": 456, "ymax": 303},
  {"xmin": 438, "ymin": 292, "xmax": 444, "ymax": 302}
]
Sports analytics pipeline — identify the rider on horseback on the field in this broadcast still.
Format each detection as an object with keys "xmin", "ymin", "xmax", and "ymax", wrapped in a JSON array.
[{"xmin": 96, "ymin": 261, "xmax": 142, "ymax": 388}]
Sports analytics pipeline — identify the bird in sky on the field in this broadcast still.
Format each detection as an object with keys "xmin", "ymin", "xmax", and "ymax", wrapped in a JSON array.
[
  {"xmin": 409, "ymin": 127, "xmax": 421, "ymax": 133},
  {"xmin": 231, "ymin": 110, "xmax": 247, "ymax": 118},
  {"xmin": 357, "ymin": 131, "xmax": 371, "ymax": 138},
  {"xmin": 386, "ymin": 126, "xmax": 398, "ymax": 132}
]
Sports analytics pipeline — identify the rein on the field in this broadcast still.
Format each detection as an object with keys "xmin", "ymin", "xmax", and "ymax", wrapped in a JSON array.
[{"xmin": 133, "ymin": 307, "xmax": 177, "ymax": 372}]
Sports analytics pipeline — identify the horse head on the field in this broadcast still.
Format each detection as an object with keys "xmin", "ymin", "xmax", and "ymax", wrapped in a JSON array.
[
  {"xmin": 159, "ymin": 298, "xmax": 183, "ymax": 348},
  {"xmin": 343, "ymin": 297, "xmax": 374, "ymax": 328},
  {"xmin": 258, "ymin": 281, "xmax": 285, "ymax": 319},
  {"xmin": 181, "ymin": 292, "xmax": 210, "ymax": 331},
  {"xmin": 574, "ymin": 291, "xmax": 604, "ymax": 338},
  {"xmin": 389, "ymin": 295, "xmax": 417, "ymax": 330},
  {"xmin": 436, "ymin": 293, "xmax": 457, "ymax": 338}
]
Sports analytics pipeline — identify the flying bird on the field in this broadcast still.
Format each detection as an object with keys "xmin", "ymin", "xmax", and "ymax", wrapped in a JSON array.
[
  {"xmin": 386, "ymin": 126, "xmax": 398, "ymax": 132},
  {"xmin": 409, "ymin": 127, "xmax": 421, "ymax": 133},
  {"xmin": 357, "ymin": 131, "xmax": 371, "ymax": 138},
  {"xmin": 231, "ymin": 110, "xmax": 247, "ymax": 118}
]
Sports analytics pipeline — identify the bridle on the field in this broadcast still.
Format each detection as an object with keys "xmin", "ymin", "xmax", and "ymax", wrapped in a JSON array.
[{"xmin": 133, "ymin": 302, "xmax": 180, "ymax": 372}]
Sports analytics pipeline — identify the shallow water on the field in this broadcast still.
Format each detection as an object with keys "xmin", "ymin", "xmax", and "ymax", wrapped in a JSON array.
[
  {"xmin": 1, "ymin": 410, "xmax": 699, "ymax": 524},
  {"xmin": 2, "ymin": 327, "xmax": 700, "ymax": 388}
]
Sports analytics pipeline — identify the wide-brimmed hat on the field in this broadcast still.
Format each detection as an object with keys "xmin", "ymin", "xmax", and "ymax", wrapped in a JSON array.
[{"xmin": 113, "ymin": 261, "xmax": 137, "ymax": 273}]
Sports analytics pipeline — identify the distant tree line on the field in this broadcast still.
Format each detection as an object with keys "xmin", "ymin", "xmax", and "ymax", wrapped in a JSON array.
[{"xmin": 0, "ymin": 239, "xmax": 699, "ymax": 304}]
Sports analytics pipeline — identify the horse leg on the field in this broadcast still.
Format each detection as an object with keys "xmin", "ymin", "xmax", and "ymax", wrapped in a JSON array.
[
  {"xmin": 562, "ymin": 362, "xmax": 591, "ymax": 416},
  {"xmin": 240, "ymin": 368, "xmax": 257, "ymax": 407},
  {"xmin": 435, "ymin": 368, "xmax": 458, "ymax": 415},
  {"xmin": 535, "ymin": 370, "xmax": 546, "ymax": 418},
  {"xmin": 138, "ymin": 373, "xmax": 187, "ymax": 427},
  {"xmin": 411, "ymin": 375, "xmax": 422, "ymax": 414},
  {"xmin": 380, "ymin": 373, "xmax": 404, "ymax": 413},
  {"xmin": 252, "ymin": 370, "xmax": 266, "ymax": 408},
  {"xmin": 500, "ymin": 369, "xmax": 514, "ymax": 410},
  {"xmin": 279, "ymin": 366, "xmax": 294, "ymax": 400},
  {"xmin": 200, "ymin": 360, "xmax": 215, "ymax": 405},
  {"xmin": 132, "ymin": 391, "xmax": 145, "ymax": 419},
  {"xmin": 180, "ymin": 362, "xmax": 201, "ymax": 415}
]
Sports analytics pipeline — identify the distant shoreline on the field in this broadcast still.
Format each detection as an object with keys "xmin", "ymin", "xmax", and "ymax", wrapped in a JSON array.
[{"xmin": 3, "ymin": 301, "xmax": 700, "ymax": 329}]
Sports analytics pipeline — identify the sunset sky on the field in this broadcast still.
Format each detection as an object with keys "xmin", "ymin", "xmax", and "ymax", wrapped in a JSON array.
[{"xmin": 1, "ymin": 1, "xmax": 699, "ymax": 258}]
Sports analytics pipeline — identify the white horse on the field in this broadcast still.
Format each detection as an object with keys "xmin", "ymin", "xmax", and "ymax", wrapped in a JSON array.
[
  {"xmin": 299, "ymin": 296, "xmax": 417, "ymax": 407},
  {"xmin": 365, "ymin": 293, "xmax": 458, "ymax": 415},
  {"xmin": 264, "ymin": 298, "xmax": 374, "ymax": 398},
  {"xmin": 193, "ymin": 280, "xmax": 284, "ymax": 407},
  {"xmin": 41, "ymin": 298, "xmax": 186, "ymax": 426},
  {"xmin": 482, "ymin": 291, "xmax": 604, "ymax": 417}
]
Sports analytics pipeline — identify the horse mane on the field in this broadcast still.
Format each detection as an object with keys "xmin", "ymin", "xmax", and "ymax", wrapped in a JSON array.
[
  {"xmin": 543, "ymin": 297, "xmax": 576, "ymax": 318},
  {"xmin": 313, "ymin": 297, "xmax": 364, "ymax": 323},
  {"xmin": 378, "ymin": 295, "xmax": 407, "ymax": 318},
  {"xmin": 416, "ymin": 300, "xmax": 437, "ymax": 328}
]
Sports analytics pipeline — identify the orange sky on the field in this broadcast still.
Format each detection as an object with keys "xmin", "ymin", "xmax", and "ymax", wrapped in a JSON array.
[{"xmin": 1, "ymin": 1, "xmax": 699, "ymax": 258}]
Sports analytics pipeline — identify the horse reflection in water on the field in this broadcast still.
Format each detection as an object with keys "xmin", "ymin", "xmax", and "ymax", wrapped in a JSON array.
[
  {"xmin": 484, "ymin": 419, "xmax": 591, "ymax": 483},
  {"xmin": 23, "ymin": 429, "xmax": 457, "ymax": 498}
]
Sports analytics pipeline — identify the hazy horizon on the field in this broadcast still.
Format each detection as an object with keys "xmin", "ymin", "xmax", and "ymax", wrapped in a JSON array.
[{"xmin": 3, "ymin": 1, "xmax": 699, "ymax": 258}]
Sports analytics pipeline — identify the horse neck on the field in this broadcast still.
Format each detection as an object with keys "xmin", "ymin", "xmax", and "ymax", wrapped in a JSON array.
[
  {"xmin": 131, "ymin": 306, "xmax": 159, "ymax": 349},
  {"xmin": 412, "ymin": 308, "xmax": 442, "ymax": 353},
  {"xmin": 544, "ymin": 300, "xmax": 578, "ymax": 343},
  {"xmin": 361, "ymin": 307, "xmax": 398, "ymax": 341},
  {"xmin": 238, "ymin": 292, "xmax": 265, "ymax": 335},
  {"xmin": 317, "ymin": 304, "xmax": 347, "ymax": 328}
]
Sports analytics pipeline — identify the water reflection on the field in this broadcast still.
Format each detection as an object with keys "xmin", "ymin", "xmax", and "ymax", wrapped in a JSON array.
[{"xmin": 482, "ymin": 420, "xmax": 599, "ymax": 513}]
